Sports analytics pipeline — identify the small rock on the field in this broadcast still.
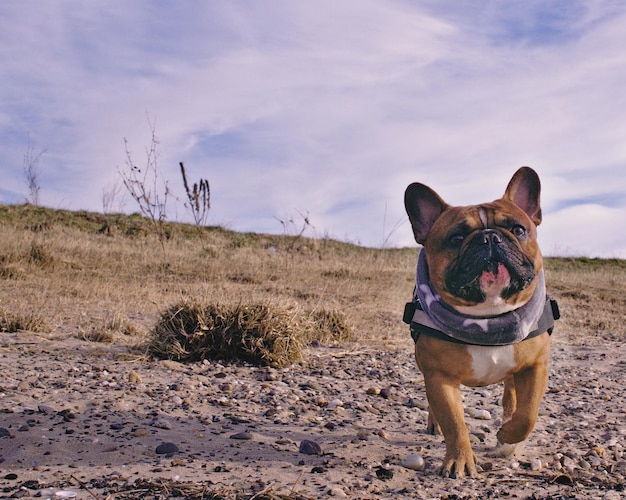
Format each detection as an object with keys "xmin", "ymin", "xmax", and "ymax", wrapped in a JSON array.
[
  {"xmin": 230, "ymin": 432, "xmax": 253, "ymax": 440},
  {"xmin": 366, "ymin": 387, "xmax": 380, "ymax": 395},
  {"xmin": 377, "ymin": 429, "xmax": 389, "ymax": 440},
  {"xmin": 219, "ymin": 382, "xmax": 233, "ymax": 393},
  {"xmin": 132, "ymin": 428, "xmax": 149, "ymax": 437},
  {"xmin": 356, "ymin": 429, "xmax": 371, "ymax": 441},
  {"xmin": 530, "ymin": 458, "xmax": 543, "ymax": 471},
  {"xmin": 379, "ymin": 387, "xmax": 392, "ymax": 399},
  {"xmin": 474, "ymin": 409, "xmax": 492, "ymax": 420},
  {"xmin": 0, "ymin": 427, "xmax": 11, "ymax": 438},
  {"xmin": 128, "ymin": 370, "xmax": 142, "ymax": 383},
  {"xmin": 152, "ymin": 419, "xmax": 172, "ymax": 430},
  {"xmin": 375, "ymin": 465, "xmax": 394, "ymax": 481},
  {"xmin": 302, "ymin": 381, "xmax": 322, "ymax": 391},
  {"xmin": 110, "ymin": 423, "xmax": 125, "ymax": 430},
  {"xmin": 401, "ymin": 453, "xmax": 425, "ymax": 471},
  {"xmin": 54, "ymin": 491, "xmax": 78, "ymax": 498},
  {"xmin": 38, "ymin": 405, "xmax": 55, "ymax": 415},
  {"xmin": 327, "ymin": 485, "xmax": 347, "ymax": 497},
  {"xmin": 299, "ymin": 439, "xmax": 322, "ymax": 455},
  {"xmin": 155, "ymin": 442, "xmax": 179, "ymax": 455},
  {"xmin": 328, "ymin": 399, "xmax": 343, "ymax": 410}
]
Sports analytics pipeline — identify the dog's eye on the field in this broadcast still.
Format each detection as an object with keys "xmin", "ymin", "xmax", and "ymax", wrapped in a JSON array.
[
  {"xmin": 448, "ymin": 234, "xmax": 465, "ymax": 246},
  {"xmin": 511, "ymin": 225, "xmax": 527, "ymax": 238}
]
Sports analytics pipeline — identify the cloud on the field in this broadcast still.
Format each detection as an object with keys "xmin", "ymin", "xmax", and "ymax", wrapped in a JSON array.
[
  {"xmin": 0, "ymin": 1, "xmax": 625, "ymax": 257},
  {"xmin": 540, "ymin": 203, "xmax": 626, "ymax": 258}
]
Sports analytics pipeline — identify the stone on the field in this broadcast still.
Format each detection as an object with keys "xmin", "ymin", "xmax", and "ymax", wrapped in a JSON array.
[
  {"xmin": 155, "ymin": 442, "xmax": 179, "ymax": 455},
  {"xmin": 473, "ymin": 409, "xmax": 492, "ymax": 420},
  {"xmin": 299, "ymin": 439, "xmax": 322, "ymax": 455},
  {"xmin": 401, "ymin": 453, "xmax": 425, "ymax": 471},
  {"xmin": 230, "ymin": 432, "xmax": 253, "ymax": 440}
]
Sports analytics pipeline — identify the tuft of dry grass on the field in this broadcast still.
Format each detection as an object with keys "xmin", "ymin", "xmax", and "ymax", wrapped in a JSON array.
[
  {"xmin": 81, "ymin": 313, "xmax": 144, "ymax": 343},
  {"xmin": 0, "ymin": 308, "xmax": 47, "ymax": 333},
  {"xmin": 307, "ymin": 308, "xmax": 355, "ymax": 344},
  {"xmin": 148, "ymin": 299, "xmax": 355, "ymax": 367},
  {"xmin": 149, "ymin": 300, "xmax": 306, "ymax": 367}
]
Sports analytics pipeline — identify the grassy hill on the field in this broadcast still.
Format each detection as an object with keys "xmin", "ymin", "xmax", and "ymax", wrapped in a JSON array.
[{"xmin": 0, "ymin": 204, "xmax": 623, "ymax": 360}]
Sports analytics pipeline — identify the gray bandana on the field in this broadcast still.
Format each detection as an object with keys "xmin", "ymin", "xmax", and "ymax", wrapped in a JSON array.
[{"xmin": 413, "ymin": 250, "xmax": 546, "ymax": 346}]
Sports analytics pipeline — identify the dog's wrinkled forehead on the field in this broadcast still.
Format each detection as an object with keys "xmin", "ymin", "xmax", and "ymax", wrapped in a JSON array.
[{"xmin": 432, "ymin": 200, "xmax": 533, "ymax": 238}]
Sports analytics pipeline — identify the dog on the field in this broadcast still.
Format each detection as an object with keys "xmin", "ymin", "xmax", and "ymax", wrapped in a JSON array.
[{"xmin": 403, "ymin": 167, "xmax": 558, "ymax": 478}]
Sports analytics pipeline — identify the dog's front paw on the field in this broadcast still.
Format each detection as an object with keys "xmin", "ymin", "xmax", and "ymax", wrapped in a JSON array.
[{"xmin": 440, "ymin": 449, "xmax": 478, "ymax": 478}]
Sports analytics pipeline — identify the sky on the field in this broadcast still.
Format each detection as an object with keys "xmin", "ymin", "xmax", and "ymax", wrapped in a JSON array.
[{"xmin": 1, "ymin": 1, "xmax": 625, "ymax": 258}]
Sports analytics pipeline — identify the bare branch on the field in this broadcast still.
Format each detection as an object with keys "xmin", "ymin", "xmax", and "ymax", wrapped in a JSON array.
[
  {"xmin": 180, "ymin": 162, "xmax": 211, "ymax": 240},
  {"xmin": 118, "ymin": 117, "xmax": 170, "ymax": 251},
  {"xmin": 23, "ymin": 138, "xmax": 46, "ymax": 206}
]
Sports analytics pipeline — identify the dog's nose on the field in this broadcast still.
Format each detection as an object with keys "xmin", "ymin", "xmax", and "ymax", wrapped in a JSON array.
[{"xmin": 481, "ymin": 229, "xmax": 502, "ymax": 246}]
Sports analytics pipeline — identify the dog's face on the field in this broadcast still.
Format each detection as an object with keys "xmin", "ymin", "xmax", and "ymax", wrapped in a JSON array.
[{"xmin": 405, "ymin": 167, "xmax": 543, "ymax": 316}]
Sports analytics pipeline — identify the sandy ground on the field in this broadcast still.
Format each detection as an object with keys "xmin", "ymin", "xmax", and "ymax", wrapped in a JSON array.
[{"xmin": 0, "ymin": 331, "xmax": 625, "ymax": 499}]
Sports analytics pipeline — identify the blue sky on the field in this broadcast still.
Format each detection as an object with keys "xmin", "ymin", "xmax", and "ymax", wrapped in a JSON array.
[{"xmin": 1, "ymin": 1, "xmax": 625, "ymax": 257}]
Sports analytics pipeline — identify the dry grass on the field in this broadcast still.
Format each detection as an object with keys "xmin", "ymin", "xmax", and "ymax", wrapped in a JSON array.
[
  {"xmin": 148, "ymin": 299, "xmax": 354, "ymax": 367},
  {"xmin": 0, "ymin": 204, "xmax": 623, "ymax": 363}
]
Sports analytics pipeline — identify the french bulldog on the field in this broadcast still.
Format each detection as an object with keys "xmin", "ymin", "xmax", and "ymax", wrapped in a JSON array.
[{"xmin": 404, "ymin": 167, "xmax": 557, "ymax": 478}]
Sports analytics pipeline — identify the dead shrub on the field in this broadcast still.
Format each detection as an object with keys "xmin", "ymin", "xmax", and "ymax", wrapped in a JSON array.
[
  {"xmin": 148, "ymin": 299, "xmax": 355, "ymax": 367},
  {"xmin": 149, "ymin": 300, "xmax": 305, "ymax": 368},
  {"xmin": 308, "ymin": 308, "xmax": 355, "ymax": 344},
  {"xmin": 0, "ymin": 309, "xmax": 47, "ymax": 333},
  {"xmin": 81, "ymin": 314, "xmax": 143, "ymax": 343},
  {"xmin": 82, "ymin": 327, "xmax": 116, "ymax": 343}
]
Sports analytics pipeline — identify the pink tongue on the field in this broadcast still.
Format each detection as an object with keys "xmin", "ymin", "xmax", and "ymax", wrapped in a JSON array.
[{"xmin": 480, "ymin": 263, "xmax": 510, "ymax": 288}]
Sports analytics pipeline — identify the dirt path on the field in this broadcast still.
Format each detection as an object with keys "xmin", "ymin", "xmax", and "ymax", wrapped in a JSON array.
[{"xmin": 0, "ymin": 332, "xmax": 624, "ymax": 499}]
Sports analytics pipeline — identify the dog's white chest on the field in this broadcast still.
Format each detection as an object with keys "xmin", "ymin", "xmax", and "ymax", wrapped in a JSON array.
[{"xmin": 467, "ymin": 345, "xmax": 516, "ymax": 385}]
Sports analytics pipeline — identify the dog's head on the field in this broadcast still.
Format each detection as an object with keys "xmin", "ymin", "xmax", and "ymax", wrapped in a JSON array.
[{"xmin": 405, "ymin": 167, "xmax": 543, "ymax": 316}]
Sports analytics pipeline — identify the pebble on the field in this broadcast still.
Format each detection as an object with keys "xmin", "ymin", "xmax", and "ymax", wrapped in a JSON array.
[
  {"xmin": 37, "ymin": 405, "xmax": 55, "ymax": 414},
  {"xmin": 473, "ymin": 409, "xmax": 492, "ymax": 420},
  {"xmin": 375, "ymin": 465, "xmax": 394, "ymax": 481},
  {"xmin": 327, "ymin": 399, "xmax": 343, "ymax": 410},
  {"xmin": 230, "ymin": 431, "xmax": 253, "ymax": 440},
  {"xmin": 356, "ymin": 429, "xmax": 371, "ymax": 441},
  {"xmin": 530, "ymin": 458, "xmax": 543, "ymax": 471},
  {"xmin": 155, "ymin": 442, "xmax": 179, "ymax": 455},
  {"xmin": 327, "ymin": 485, "xmax": 348, "ymax": 497},
  {"xmin": 379, "ymin": 387, "xmax": 391, "ymax": 399},
  {"xmin": 299, "ymin": 439, "xmax": 322, "ymax": 455},
  {"xmin": 0, "ymin": 428, "xmax": 11, "ymax": 438},
  {"xmin": 401, "ymin": 453, "xmax": 425, "ymax": 471},
  {"xmin": 54, "ymin": 491, "xmax": 77, "ymax": 498},
  {"xmin": 127, "ymin": 370, "xmax": 142, "ymax": 383},
  {"xmin": 151, "ymin": 419, "xmax": 172, "ymax": 430}
]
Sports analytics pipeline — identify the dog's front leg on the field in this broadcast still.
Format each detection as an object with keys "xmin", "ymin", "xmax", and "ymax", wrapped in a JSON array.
[
  {"xmin": 424, "ymin": 376, "xmax": 477, "ymax": 478},
  {"xmin": 496, "ymin": 361, "xmax": 549, "ymax": 454}
]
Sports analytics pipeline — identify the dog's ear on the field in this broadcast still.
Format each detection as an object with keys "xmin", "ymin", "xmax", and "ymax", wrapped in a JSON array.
[
  {"xmin": 404, "ymin": 183, "xmax": 449, "ymax": 244},
  {"xmin": 503, "ymin": 166, "xmax": 542, "ymax": 226}
]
